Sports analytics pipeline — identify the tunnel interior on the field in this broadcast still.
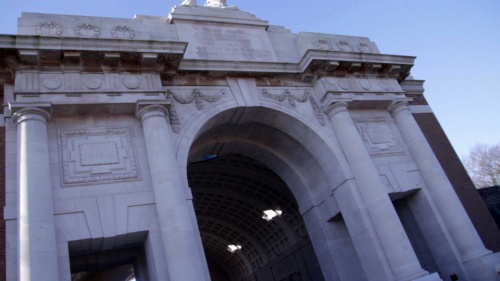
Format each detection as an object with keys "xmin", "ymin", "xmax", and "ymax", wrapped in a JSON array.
[{"xmin": 188, "ymin": 153, "xmax": 324, "ymax": 281}]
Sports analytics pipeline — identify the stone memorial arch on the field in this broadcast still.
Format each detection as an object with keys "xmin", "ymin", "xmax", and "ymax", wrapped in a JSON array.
[{"xmin": 1, "ymin": 2, "xmax": 500, "ymax": 281}]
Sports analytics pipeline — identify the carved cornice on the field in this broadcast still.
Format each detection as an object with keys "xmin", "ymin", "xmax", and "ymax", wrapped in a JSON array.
[
  {"xmin": 298, "ymin": 49, "xmax": 415, "ymax": 81},
  {"xmin": 0, "ymin": 33, "xmax": 413, "ymax": 83},
  {"xmin": 314, "ymin": 77, "xmax": 412, "ymax": 111},
  {"xmin": 0, "ymin": 35, "xmax": 186, "ymax": 74}
]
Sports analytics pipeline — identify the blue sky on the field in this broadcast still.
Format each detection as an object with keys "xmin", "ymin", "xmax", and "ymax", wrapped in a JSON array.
[{"xmin": 0, "ymin": 0, "xmax": 499, "ymax": 157}]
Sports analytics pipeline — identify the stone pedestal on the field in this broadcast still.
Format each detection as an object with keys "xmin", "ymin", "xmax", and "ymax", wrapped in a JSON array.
[
  {"xmin": 136, "ymin": 102, "xmax": 208, "ymax": 281},
  {"xmin": 325, "ymin": 102, "xmax": 432, "ymax": 281},
  {"xmin": 12, "ymin": 105, "xmax": 59, "ymax": 281}
]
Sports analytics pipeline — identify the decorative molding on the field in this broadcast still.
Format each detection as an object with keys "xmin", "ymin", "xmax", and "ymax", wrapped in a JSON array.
[
  {"xmin": 379, "ymin": 80, "xmax": 392, "ymax": 90},
  {"xmin": 35, "ymin": 21, "xmax": 63, "ymax": 36},
  {"xmin": 82, "ymin": 75, "xmax": 103, "ymax": 90},
  {"xmin": 81, "ymin": 51, "xmax": 103, "ymax": 62},
  {"xmin": 121, "ymin": 52, "xmax": 140, "ymax": 62},
  {"xmin": 19, "ymin": 50, "xmax": 38, "ymax": 65},
  {"xmin": 111, "ymin": 25, "xmax": 135, "ymax": 39},
  {"xmin": 355, "ymin": 118, "xmax": 404, "ymax": 157},
  {"xmin": 359, "ymin": 79, "xmax": 372, "ymax": 90},
  {"xmin": 39, "ymin": 50, "xmax": 62, "ymax": 62},
  {"xmin": 358, "ymin": 42, "xmax": 373, "ymax": 53},
  {"xmin": 261, "ymin": 89, "xmax": 326, "ymax": 126},
  {"xmin": 338, "ymin": 78, "xmax": 351, "ymax": 90},
  {"xmin": 123, "ymin": 75, "xmax": 141, "ymax": 89},
  {"xmin": 75, "ymin": 23, "xmax": 100, "ymax": 38},
  {"xmin": 166, "ymin": 98, "xmax": 182, "ymax": 134},
  {"xmin": 59, "ymin": 127, "xmax": 140, "ymax": 185},
  {"xmin": 314, "ymin": 38, "xmax": 334, "ymax": 50},
  {"xmin": 337, "ymin": 41, "xmax": 354, "ymax": 52},
  {"xmin": 167, "ymin": 89, "xmax": 226, "ymax": 110},
  {"xmin": 41, "ymin": 75, "xmax": 63, "ymax": 90}
]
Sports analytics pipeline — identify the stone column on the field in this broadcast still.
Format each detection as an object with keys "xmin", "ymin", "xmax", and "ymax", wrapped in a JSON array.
[
  {"xmin": 388, "ymin": 102, "xmax": 491, "ymax": 262},
  {"xmin": 325, "ymin": 102, "xmax": 430, "ymax": 281},
  {"xmin": 12, "ymin": 105, "xmax": 59, "ymax": 281},
  {"xmin": 136, "ymin": 101, "xmax": 207, "ymax": 281}
]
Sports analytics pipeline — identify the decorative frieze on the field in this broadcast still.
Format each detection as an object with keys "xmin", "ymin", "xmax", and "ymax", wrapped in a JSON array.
[
  {"xmin": 123, "ymin": 75, "xmax": 141, "ymax": 89},
  {"xmin": 35, "ymin": 21, "xmax": 63, "ymax": 36},
  {"xmin": 167, "ymin": 89, "xmax": 226, "ymax": 110},
  {"xmin": 261, "ymin": 89, "xmax": 325, "ymax": 126},
  {"xmin": 39, "ymin": 50, "xmax": 62, "ymax": 63},
  {"xmin": 111, "ymin": 25, "xmax": 135, "ymax": 39},
  {"xmin": 40, "ymin": 75, "xmax": 63, "ymax": 90},
  {"xmin": 59, "ymin": 127, "xmax": 140, "ymax": 185},
  {"xmin": 75, "ymin": 24, "xmax": 100, "ymax": 38},
  {"xmin": 314, "ymin": 39, "xmax": 334, "ymax": 50},
  {"xmin": 15, "ymin": 72, "xmax": 161, "ymax": 93},
  {"xmin": 337, "ymin": 41, "xmax": 354, "ymax": 52},
  {"xmin": 355, "ymin": 118, "xmax": 404, "ymax": 157},
  {"xmin": 81, "ymin": 51, "xmax": 104, "ymax": 62},
  {"xmin": 358, "ymin": 42, "xmax": 373, "ymax": 53},
  {"xmin": 313, "ymin": 38, "xmax": 373, "ymax": 54},
  {"xmin": 82, "ymin": 75, "xmax": 104, "ymax": 90}
]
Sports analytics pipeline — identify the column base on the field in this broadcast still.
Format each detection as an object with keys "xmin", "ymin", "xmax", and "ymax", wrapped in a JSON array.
[{"xmin": 463, "ymin": 251, "xmax": 500, "ymax": 281}]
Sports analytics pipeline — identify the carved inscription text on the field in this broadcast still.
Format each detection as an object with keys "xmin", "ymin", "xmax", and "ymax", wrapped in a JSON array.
[
  {"xmin": 80, "ymin": 142, "xmax": 119, "ymax": 166},
  {"xmin": 193, "ymin": 26, "xmax": 273, "ymax": 61}
]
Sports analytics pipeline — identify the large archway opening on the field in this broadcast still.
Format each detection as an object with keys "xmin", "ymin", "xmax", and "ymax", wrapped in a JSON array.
[
  {"xmin": 183, "ymin": 107, "xmax": 341, "ymax": 281},
  {"xmin": 188, "ymin": 153, "xmax": 323, "ymax": 281}
]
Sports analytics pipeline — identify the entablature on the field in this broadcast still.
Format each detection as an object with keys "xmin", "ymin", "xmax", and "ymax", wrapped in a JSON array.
[
  {"xmin": 0, "ymin": 35, "xmax": 187, "ymax": 79},
  {"xmin": 314, "ymin": 76, "xmax": 411, "ymax": 110}
]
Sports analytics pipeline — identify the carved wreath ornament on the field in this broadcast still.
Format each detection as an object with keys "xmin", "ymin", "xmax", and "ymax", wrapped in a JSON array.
[
  {"xmin": 35, "ymin": 21, "xmax": 63, "ymax": 36},
  {"xmin": 75, "ymin": 23, "xmax": 100, "ymax": 38},
  {"xmin": 111, "ymin": 25, "xmax": 135, "ymax": 39},
  {"xmin": 261, "ymin": 89, "xmax": 326, "ymax": 126}
]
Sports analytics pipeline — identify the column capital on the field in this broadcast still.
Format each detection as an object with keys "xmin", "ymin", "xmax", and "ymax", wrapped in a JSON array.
[
  {"xmin": 387, "ymin": 101, "xmax": 410, "ymax": 116},
  {"xmin": 135, "ymin": 100, "xmax": 171, "ymax": 122},
  {"xmin": 323, "ymin": 101, "xmax": 349, "ymax": 118},
  {"xmin": 9, "ymin": 102, "xmax": 52, "ymax": 125}
]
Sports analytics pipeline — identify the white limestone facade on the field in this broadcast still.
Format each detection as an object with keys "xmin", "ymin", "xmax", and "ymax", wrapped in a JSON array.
[{"xmin": 1, "ymin": 2, "xmax": 499, "ymax": 281}]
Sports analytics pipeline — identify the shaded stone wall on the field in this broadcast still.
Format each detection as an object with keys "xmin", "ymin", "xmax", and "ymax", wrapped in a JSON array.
[
  {"xmin": 0, "ymin": 89, "xmax": 6, "ymax": 280},
  {"xmin": 413, "ymin": 112, "xmax": 500, "ymax": 252},
  {"xmin": 478, "ymin": 186, "xmax": 500, "ymax": 229}
]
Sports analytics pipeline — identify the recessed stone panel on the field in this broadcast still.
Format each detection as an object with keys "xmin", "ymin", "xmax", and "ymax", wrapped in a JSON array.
[
  {"xmin": 59, "ymin": 127, "xmax": 139, "ymax": 185},
  {"xmin": 176, "ymin": 23, "xmax": 278, "ymax": 62},
  {"xmin": 355, "ymin": 119, "xmax": 404, "ymax": 157}
]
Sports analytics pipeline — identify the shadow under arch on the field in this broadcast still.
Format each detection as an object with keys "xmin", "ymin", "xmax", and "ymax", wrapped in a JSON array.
[{"xmin": 178, "ymin": 106, "xmax": 354, "ymax": 280}]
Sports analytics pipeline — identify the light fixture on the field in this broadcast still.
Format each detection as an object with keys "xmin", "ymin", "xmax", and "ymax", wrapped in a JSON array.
[
  {"xmin": 227, "ymin": 244, "xmax": 242, "ymax": 253},
  {"xmin": 262, "ymin": 209, "xmax": 283, "ymax": 221}
]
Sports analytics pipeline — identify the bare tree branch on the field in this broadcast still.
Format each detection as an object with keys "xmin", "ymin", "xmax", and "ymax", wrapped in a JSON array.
[{"xmin": 462, "ymin": 142, "xmax": 500, "ymax": 188}]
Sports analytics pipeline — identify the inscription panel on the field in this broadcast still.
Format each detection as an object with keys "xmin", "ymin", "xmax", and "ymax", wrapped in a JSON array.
[
  {"xmin": 177, "ymin": 23, "xmax": 278, "ymax": 62},
  {"xmin": 80, "ymin": 143, "xmax": 119, "ymax": 166},
  {"xmin": 355, "ymin": 119, "xmax": 404, "ymax": 157},
  {"xmin": 59, "ymin": 127, "xmax": 139, "ymax": 185}
]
